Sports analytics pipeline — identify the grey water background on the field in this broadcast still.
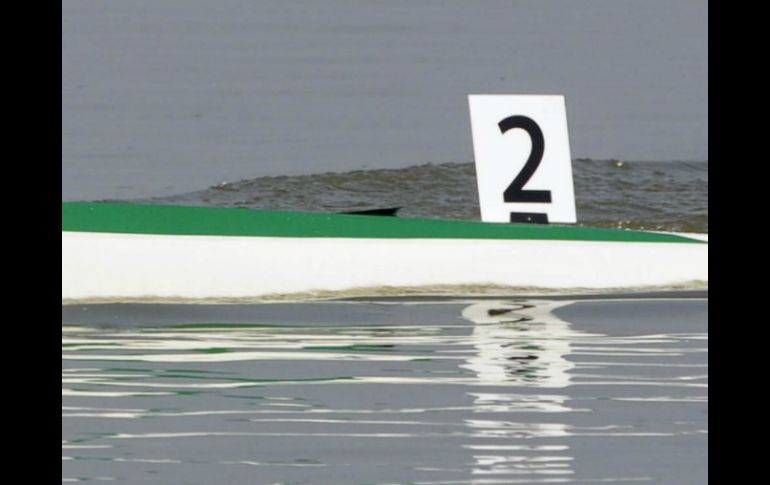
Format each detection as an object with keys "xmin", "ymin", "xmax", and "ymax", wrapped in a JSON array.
[
  {"xmin": 62, "ymin": 1, "xmax": 707, "ymax": 483},
  {"xmin": 62, "ymin": 0, "xmax": 707, "ymax": 202}
]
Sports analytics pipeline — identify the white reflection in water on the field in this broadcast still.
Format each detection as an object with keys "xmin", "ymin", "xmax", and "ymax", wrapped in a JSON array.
[
  {"xmin": 461, "ymin": 301, "xmax": 583, "ymax": 388},
  {"xmin": 460, "ymin": 301, "xmax": 583, "ymax": 482}
]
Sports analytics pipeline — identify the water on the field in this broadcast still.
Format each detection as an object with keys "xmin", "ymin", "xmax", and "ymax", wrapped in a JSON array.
[
  {"xmin": 62, "ymin": 295, "xmax": 707, "ymax": 484},
  {"xmin": 130, "ymin": 159, "xmax": 707, "ymax": 234},
  {"xmin": 62, "ymin": 0, "xmax": 707, "ymax": 201}
]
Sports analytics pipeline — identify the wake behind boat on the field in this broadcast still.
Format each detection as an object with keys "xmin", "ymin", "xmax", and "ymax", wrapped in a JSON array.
[{"xmin": 61, "ymin": 202, "xmax": 707, "ymax": 303}]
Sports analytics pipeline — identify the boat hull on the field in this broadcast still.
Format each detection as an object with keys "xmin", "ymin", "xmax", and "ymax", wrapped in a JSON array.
[{"xmin": 62, "ymin": 230, "xmax": 707, "ymax": 302}]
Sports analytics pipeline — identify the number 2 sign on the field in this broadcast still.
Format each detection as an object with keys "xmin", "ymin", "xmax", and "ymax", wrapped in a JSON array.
[{"xmin": 468, "ymin": 95, "xmax": 576, "ymax": 224}]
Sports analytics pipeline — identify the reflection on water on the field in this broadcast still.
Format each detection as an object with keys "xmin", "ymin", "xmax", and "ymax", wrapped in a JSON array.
[
  {"xmin": 461, "ymin": 301, "xmax": 581, "ymax": 387},
  {"xmin": 461, "ymin": 301, "xmax": 581, "ymax": 482},
  {"xmin": 62, "ymin": 297, "xmax": 707, "ymax": 484}
]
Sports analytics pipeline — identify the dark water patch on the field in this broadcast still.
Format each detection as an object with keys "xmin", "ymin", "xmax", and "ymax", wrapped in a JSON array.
[{"xmin": 134, "ymin": 159, "xmax": 708, "ymax": 233}]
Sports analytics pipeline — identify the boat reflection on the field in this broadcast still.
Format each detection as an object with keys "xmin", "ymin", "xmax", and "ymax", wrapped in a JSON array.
[{"xmin": 461, "ymin": 300, "xmax": 586, "ymax": 482}]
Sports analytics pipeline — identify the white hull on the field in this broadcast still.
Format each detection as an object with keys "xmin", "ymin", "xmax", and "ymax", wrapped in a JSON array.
[{"xmin": 62, "ymin": 231, "xmax": 708, "ymax": 302}]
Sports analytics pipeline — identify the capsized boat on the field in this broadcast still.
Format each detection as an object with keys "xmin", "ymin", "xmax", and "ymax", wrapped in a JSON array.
[{"xmin": 61, "ymin": 202, "xmax": 707, "ymax": 302}]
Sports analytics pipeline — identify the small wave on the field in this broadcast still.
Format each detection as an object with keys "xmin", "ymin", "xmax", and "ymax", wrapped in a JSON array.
[{"xmin": 136, "ymin": 159, "xmax": 708, "ymax": 234}]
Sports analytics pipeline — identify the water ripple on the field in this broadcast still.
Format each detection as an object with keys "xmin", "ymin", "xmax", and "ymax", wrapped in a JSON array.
[{"xmin": 63, "ymin": 297, "xmax": 707, "ymax": 484}]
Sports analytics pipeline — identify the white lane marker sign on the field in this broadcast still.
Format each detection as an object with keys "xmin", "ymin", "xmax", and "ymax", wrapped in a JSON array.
[{"xmin": 468, "ymin": 95, "xmax": 576, "ymax": 224}]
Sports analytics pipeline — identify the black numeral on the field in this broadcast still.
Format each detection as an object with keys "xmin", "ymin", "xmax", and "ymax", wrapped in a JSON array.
[{"xmin": 499, "ymin": 115, "xmax": 551, "ymax": 223}]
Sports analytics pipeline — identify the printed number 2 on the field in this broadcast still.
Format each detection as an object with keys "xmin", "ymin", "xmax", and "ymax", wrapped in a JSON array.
[{"xmin": 498, "ymin": 115, "xmax": 551, "ymax": 224}]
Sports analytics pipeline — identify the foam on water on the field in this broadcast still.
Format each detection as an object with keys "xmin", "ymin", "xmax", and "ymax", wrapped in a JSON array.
[{"xmin": 62, "ymin": 282, "xmax": 709, "ymax": 306}]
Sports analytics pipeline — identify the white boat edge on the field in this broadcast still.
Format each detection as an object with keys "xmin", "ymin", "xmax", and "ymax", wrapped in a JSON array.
[{"xmin": 62, "ymin": 231, "xmax": 708, "ymax": 304}]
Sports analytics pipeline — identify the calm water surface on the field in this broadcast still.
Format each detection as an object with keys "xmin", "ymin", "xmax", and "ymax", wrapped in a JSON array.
[{"xmin": 62, "ymin": 295, "xmax": 707, "ymax": 484}]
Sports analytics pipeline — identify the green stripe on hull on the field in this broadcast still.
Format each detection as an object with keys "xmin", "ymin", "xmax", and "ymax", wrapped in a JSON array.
[{"xmin": 61, "ymin": 202, "xmax": 703, "ymax": 244}]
